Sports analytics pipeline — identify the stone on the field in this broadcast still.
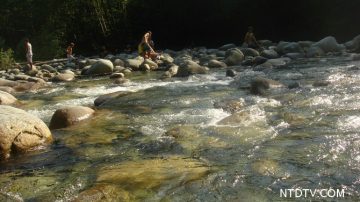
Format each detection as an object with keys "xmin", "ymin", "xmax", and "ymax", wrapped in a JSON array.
[
  {"xmin": 41, "ymin": 64, "xmax": 57, "ymax": 73},
  {"xmin": 140, "ymin": 59, "xmax": 158, "ymax": 71},
  {"xmin": 344, "ymin": 34, "xmax": 360, "ymax": 52},
  {"xmin": 52, "ymin": 73, "xmax": 75, "ymax": 82},
  {"xmin": 162, "ymin": 65, "xmax": 179, "ymax": 79},
  {"xmin": 224, "ymin": 48, "xmax": 244, "ymax": 66},
  {"xmin": 94, "ymin": 91, "xmax": 130, "ymax": 107},
  {"xmin": 49, "ymin": 106, "xmax": 95, "ymax": 130},
  {"xmin": 253, "ymin": 56, "xmax": 268, "ymax": 65},
  {"xmin": 240, "ymin": 48, "xmax": 260, "ymax": 57},
  {"xmin": 73, "ymin": 184, "xmax": 130, "ymax": 202},
  {"xmin": 260, "ymin": 49, "xmax": 279, "ymax": 59},
  {"xmin": 284, "ymin": 52, "xmax": 304, "ymax": 59},
  {"xmin": 306, "ymin": 46, "xmax": 325, "ymax": 57},
  {"xmin": 0, "ymin": 105, "xmax": 52, "ymax": 159},
  {"xmin": 276, "ymin": 41, "xmax": 304, "ymax": 54},
  {"xmin": 311, "ymin": 36, "xmax": 345, "ymax": 53},
  {"xmin": 0, "ymin": 90, "xmax": 17, "ymax": 105},
  {"xmin": 86, "ymin": 59, "xmax": 114, "ymax": 75},
  {"xmin": 113, "ymin": 78, "xmax": 130, "ymax": 85},
  {"xmin": 250, "ymin": 77, "xmax": 284, "ymax": 95},
  {"xmin": 214, "ymin": 99, "xmax": 244, "ymax": 113},
  {"xmin": 112, "ymin": 58, "xmax": 125, "ymax": 67},
  {"xmin": 288, "ymin": 81, "xmax": 301, "ymax": 89},
  {"xmin": 313, "ymin": 80, "xmax": 330, "ymax": 87},
  {"xmin": 14, "ymin": 74, "xmax": 30, "ymax": 81},
  {"xmin": 96, "ymin": 156, "xmax": 209, "ymax": 189},
  {"xmin": 0, "ymin": 86, "xmax": 15, "ymax": 94},
  {"xmin": 125, "ymin": 58, "xmax": 144, "ymax": 70},
  {"xmin": 226, "ymin": 69, "xmax": 237, "ymax": 77},
  {"xmin": 176, "ymin": 60, "xmax": 209, "ymax": 77},
  {"xmin": 219, "ymin": 43, "xmax": 237, "ymax": 51},
  {"xmin": 109, "ymin": 73, "xmax": 125, "ymax": 79},
  {"xmin": 208, "ymin": 59, "xmax": 227, "ymax": 68}
]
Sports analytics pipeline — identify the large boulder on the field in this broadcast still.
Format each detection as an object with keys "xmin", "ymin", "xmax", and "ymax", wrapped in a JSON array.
[
  {"xmin": 224, "ymin": 48, "xmax": 245, "ymax": 66},
  {"xmin": 176, "ymin": 60, "xmax": 209, "ymax": 77},
  {"xmin": 250, "ymin": 77, "xmax": 284, "ymax": 95},
  {"xmin": 0, "ymin": 90, "xmax": 17, "ymax": 105},
  {"xmin": 49, "ymin": 106, "xmax": 95, "ymax": 130},
  {"xmin": 86, "ymin": 59, "xmax": 114, "ymax": 75},
  {"xmin": 0, "ymin": 106, "xmax": 52, "ymax": 159},
  {"xmin": 311, "ymin": 36, "xmax": 345, "ymax": 53}
]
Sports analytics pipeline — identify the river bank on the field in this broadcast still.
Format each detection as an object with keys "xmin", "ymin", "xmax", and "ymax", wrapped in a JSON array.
[{"xmin": 1, "ymin": 35, "xmax": 360, "ymax": 201}]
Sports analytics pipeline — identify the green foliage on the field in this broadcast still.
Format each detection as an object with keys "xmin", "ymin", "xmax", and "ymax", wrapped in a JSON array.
[
  {"xmin": 0, "ymin": 48, "xmax": 15, "ymax": 70},
  {"xmin": 32, "ymin": 30, "xmax": 64, "ymax": 60}
]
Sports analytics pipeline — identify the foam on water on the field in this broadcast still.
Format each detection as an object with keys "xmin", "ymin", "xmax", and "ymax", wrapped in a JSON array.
[
  {"xmin": 337, "ymin": 116, "xmax": 360, "ymax": 132},
  {"xmin": 309, "ymin": 95, "xmax": 334, "ymax": 106}
]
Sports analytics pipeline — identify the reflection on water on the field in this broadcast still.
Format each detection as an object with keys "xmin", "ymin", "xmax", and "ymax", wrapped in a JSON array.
[{"xmin": 1, "ymin": 57, "xmax": 360, "ymax": 201}]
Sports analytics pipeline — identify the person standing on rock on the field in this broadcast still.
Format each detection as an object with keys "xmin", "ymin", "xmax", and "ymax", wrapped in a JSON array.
[
  {"xmin": 25, "ymin": 38, "xmax": 33, "ymax": 70},
  {"xmin": 243, "ymin": 26, "xmax": 261, "ymax": 49},
  {"xmin": 138, "ymin": 31, "xmax": 159, "ymax": 60},
  {"xmin": 66, "ymin": 42, "xmax": 75, "ymax": 63}
]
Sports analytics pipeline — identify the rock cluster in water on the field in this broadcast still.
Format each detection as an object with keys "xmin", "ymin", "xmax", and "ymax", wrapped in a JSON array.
[{"xmin": 0, "ymin": 34, "xmax": 360, "ymax": 161}]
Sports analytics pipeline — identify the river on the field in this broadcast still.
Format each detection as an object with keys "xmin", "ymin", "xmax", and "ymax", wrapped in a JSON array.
[{"xmin": 0, "ymin": 56, "xmax": 359, "ymax": 201}]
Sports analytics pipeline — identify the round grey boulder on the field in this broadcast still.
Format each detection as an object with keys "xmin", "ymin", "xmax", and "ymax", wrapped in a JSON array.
[{"xmin": 86, "ymin": 59, "xmax": 114, "ymax": 75}]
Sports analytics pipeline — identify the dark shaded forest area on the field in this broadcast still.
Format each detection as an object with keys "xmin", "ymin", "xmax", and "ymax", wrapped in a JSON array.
[{"xmin": 1, "ymin": 0, "xmax": 359, "ymax": 60}]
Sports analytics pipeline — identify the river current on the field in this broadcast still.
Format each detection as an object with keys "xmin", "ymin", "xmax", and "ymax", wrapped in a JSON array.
[{"xmin": 0, "ymin": 56, "xmax": 359, "ymax": 201}]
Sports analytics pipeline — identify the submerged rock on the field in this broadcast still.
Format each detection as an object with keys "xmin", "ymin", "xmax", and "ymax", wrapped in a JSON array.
[
  {"xmin": 0, "ymin": 105, "xmax": 52, "ymax": 159},
  {"xmin": 73, "ymin": 184, "xmax": 130, "ymax": 202},
  {"xmin": 94, "ymin": 91, "xmax": 130, "ymax": 107},
  {"xmin": 0, "ymin": 90, "xmax": 17, "ymax": 105},
  {"xmin": 226, "ymin": 69, "xmax": 237, "ymax": 77},
  {"xmin": 250, "ymin": 77, "xmax": 284, "ymax": 95},
  {"xmin": 49, "ymin": 106, "xmax": 95, "ymax": 129},
  {"xmin": 96, "ymin": 156, "xmax": 209, "ymax": 189},
  {"xmin": 313, "ymin": 80, "xmax": 330, "ymax": 87}
]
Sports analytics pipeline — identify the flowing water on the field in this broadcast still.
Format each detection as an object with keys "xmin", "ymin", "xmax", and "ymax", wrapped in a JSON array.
[{"xmin": 1, "ymin": 56, "xmax": 360, "ymax": 201}]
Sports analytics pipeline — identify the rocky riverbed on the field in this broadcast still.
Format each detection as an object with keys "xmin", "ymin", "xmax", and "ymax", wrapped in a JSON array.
[{"xmin": 1, "ymin": 35, "xmax": 360, "ymax": 201}]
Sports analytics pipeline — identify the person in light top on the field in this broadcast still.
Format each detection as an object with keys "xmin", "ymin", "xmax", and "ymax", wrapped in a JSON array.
[{"xmin": 25, "ymin": 38, "xmax": 33, "ymax": 69}]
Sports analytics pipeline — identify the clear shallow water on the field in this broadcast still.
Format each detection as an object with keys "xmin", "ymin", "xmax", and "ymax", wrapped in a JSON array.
[{"xmin": 1, "ymin": 57, "xmax": 360, "ymax": 201}]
